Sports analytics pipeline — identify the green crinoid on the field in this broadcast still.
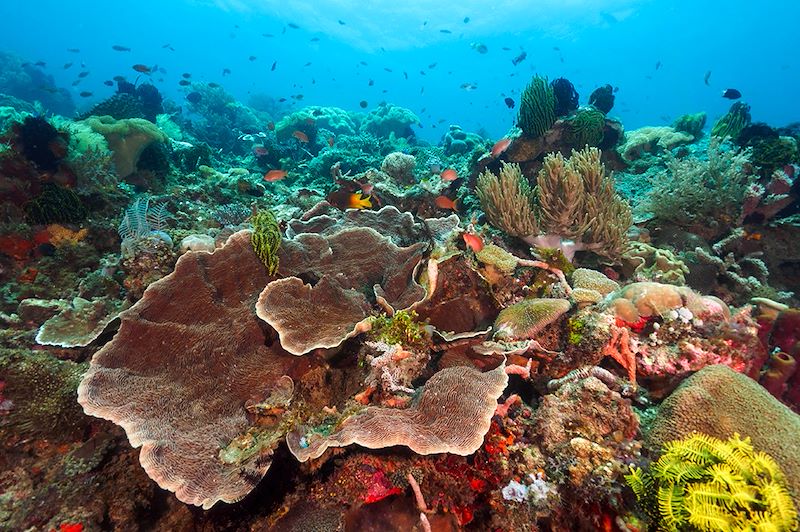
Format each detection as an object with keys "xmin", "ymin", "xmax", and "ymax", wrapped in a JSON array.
[
  {"xmin": 518, "ymin": 75, "xmax": 556, "ymax": 138},
  {"xmin": 626, "ymin": 433, "xmax": 798, "ymax": 531},
  {"xmin": 250, "ymin": 208, "xmax": 281, "ymax": 275}
]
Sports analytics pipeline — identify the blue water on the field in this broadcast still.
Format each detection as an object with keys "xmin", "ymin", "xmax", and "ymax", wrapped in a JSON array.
[{"xmin": 1, "ymin": 0, "xmax": 797, "ymax": 142}]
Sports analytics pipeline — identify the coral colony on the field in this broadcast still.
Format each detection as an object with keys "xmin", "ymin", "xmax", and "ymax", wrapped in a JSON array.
[{"xmin": 0, "ymin": 24, "xmax": 800, "ymax": 532}]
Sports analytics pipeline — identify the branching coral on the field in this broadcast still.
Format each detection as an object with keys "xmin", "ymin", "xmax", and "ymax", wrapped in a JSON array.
[
  {"xmin": 644, "ymin": 138, "xmax": 753, "ymax": 232},
  {"xmin": 626, "ymin": 433, "xmax": 797, "ymax": 531}
]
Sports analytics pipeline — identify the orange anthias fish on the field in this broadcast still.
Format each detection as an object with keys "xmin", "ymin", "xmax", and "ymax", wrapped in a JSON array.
[
  {"xmin": 462, "ymin": 232, "xmax": 484, "ymax": 252},
  {"xmin": 434, "ymin": 195, "xmax": 457, "ymax": 210},
  {"xmin": 491, "ymin": 137, "xmax": 511, "ymax": 158},
  {"xmin": 348, "ymin": 192, "xmax": 372, "ymax": 210},
  {"xmin": 263, "ymin": 169, "xmax": 288, "ymax": 182},
  {"xmin": 292, "ymin": 130, "xmax": 309, "ymax": 143},
  {"xmin": 440, "ymin": 168, "xmax": 458, "ymax": 181}
]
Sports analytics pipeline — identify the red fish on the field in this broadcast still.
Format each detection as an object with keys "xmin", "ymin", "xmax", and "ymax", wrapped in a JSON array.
[
  {"xmin": 440, "ymin": 168, "xmax": 458, "ymax": 181},
  {"xmin": 462, "ymin": 232, "xmax": 484, "ymax": 252},
  {"xmin": 304, "ymin": 117, "xmax": 315, "ymax": 125},
  {"xmin": 491, "ymin": 137, "xmax": 511, "ymax": 158},
  {"xmin": 263, "ymin": 169, "xmax": 288, "ymax": 182},
  {"xmin": 434, "ymin": 195, "xmax": 457, "ymax": 210},
  {"xmin": 267, "ymin": 121, "xmax": 275, "ymax": 131},
  {"xmin": 292, "ymin": 130, "xmax": 309, "ymax": 143},
  {"xmin": 327, "ymin": 136, "xmax": 335, "ymax": 147},
  {"xmin": 253, "ymin": 145, "xmax": 268, "ymax": 157}
]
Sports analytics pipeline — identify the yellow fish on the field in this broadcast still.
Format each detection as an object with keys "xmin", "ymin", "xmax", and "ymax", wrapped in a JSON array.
[{"xmin": 348, "ymin": 192, "xmax": 372, "ymax": 210}]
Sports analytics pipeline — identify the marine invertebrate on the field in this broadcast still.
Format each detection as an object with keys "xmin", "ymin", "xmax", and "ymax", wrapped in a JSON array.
[
  {"xmin": 621, "ymin": 242, "xmax": 689, "ymax": 285},
  {"xmin": 287, "ymin": 362, "xmax": 508, "ymax": 461},
  {"xmin": 369, "ymin": 309, "xmax": 426, "ymax": 348},
  {"xmin": 15, "ymin": 115, "xmax": 66, "ymax": 171},
  {"xmin": 118, "ymin": 195, "xmax": 171, "ymax": 257},
  {"xmin": 24, "ymin": 182, "xmax": 87, "ymax": 225},
  {"xmin": 626, "ymin": 433, "xmax": 797, "ymax": 531},
  {"xmin": 79, "ymin": 230, "xmax": 299, "ymax": 509},
  {"xmin": 534, "ymin": 146, "xmax": 632, "ymax": 259},
  {"xmin": 36, "ymin": 297, "xmax": 127, "ymax": 348},
  {"xmin": 360, "ymin": 102, "xmax": 420, "ymax": 139},
  {"xmin": 565, "ymin": 107, "xmax": 606, "ymax": 147},
  {"xmin": 380, "ymin": 151, "xmax": 417, "ymax": 185},
  {"xmin": 517, "ymin": 75, "xmax": 556, "ymax": 138},
  {"xmin": 588, "ymin": 84, "xmax": 615, "ymax": 114},
  {"xmin": 644, "ymin": 138, "xmax": 753, "ymax": 233},
  {"xmin": 550, "ymin": 77, "xmax": 579, "ymax": 117},
  {"xmin": 256, "ymin": 226, "xmax": 426, "ymax": 355},
  {"xmin": 81, "ymin": 115, "xmax": 167, "ymax": 177},
  {"xmin": 617, "ymin": 126, "xmax": 694, "ymax": 162},
  {"xmin": 250, "ymin": 208, "xmax": 280, "ymax": 275},
  {"xmin": 672, "ymin": 112, "xmax": 707, "ymax": 138},
  {"xmin": 711, "ymin": 101, "xmax": 751, "ymax": 139},
  {"xmin": 477, "ymin": 148, "xmax": 632, "ymax": 261},
  {"xmin": 648, "ymin": 365, "xmax": 800, "ymax": 507},
  {"xmin": 493, "ymin": 298, "xmax": 571, "ymax": 341},
  {"xmin": 476, "ymin": 162, "xmax": 538, "ymax": 237}
]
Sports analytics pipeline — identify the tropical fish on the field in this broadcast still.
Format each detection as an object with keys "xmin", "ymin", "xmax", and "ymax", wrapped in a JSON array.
[
  {"xmin": 338, "ymin": 20, "xmax": 346, "ymax": 25},
  {"xmin": 440, "ymin": 29, "xmax": 452, "ymax": 34},
  {"xmin": 704, "ymin": 70, "xmax": 712, "ymax": 85},
  {"xmin": 292, "ymin": 130, "xmax": 309, "ymax": 143},
  {"xmin": 461, "ymin": 82, "xmax": 478, "ymax": 91},
  {"xmin": 491, "ymin": 138, "xmax": 512, "ymax": 157},
  {"xmin": 132, "ymin": 64, "xmax": 152, "ymax": 73},
  {"xmin": 655, "ymin": 60, "xmax": 662, "ymax": 70},
  {"xmin": 435, "ymin": 196, "xmax": 457, "ymax": 210},
  {"xmin": 63, "ymin": 62, "xmax": 73, "ymax": 69},
  {"xmin": 463, "ymin": 17, "xmax": 470, "ymax": 23},
  {"xmin": 249, "ymin": 56, "xmax": 257, "ymax": 61},
  {"xmin": 67, "ymin": 48, "xmax": 80, "ymax": 53},
  {"xmin": 78, "ymin": 71, "xmax": 90, "ymax": 78},
  {"xmin": 287, "ymin": 22, "xmax": 300, "ymax": 29},
  {"xmin": 208, "ymin": 82, "xmax": 220, "ymax": 88},
  {"xmin": 222, "ymin": 68, "xmax": 232, "ymax": 76},
  {"xmin": 348, "ymin": 192, "xmax": 372, "ymax": 210},
  {"xmin": 103, "ymin": 80, "xmax": 114, "ymax": 86},
  {"xmin": 186, "ymin": 92, "xmax": 202, "ymax": 104},
  {"xmin": 112, "ymin": 45, "xmax": 131, "ymax": 51},
  {"xmin": 440, "ymin": 168, "xmax": 458, "ymax": 181},
  {"xmin": 179, "ymin": 80, "xmax": 191, "ymax": 86},
  {"xmin": 470, "ymin": 42, "xmax": 488, "ymax": 54},
  {"xmin": 263, "ymin": 169, "xmax": 288, "ymax": 182},
  {"xmin": 504, "ymin": 97, "xmax": 515, "ymax": 109},
  {"xmin": 511, "ymin": 51, "xmax": 527, "ymax": 66},
  {"xmin": 327, "ymin": 136, "xmax": 335, "ymax": 147},
  {"xmin": 359, "ymin": 100, "xmax": 368, "ymax": 108},
  {"xmin": 462, "ymin": 232, "xmax": 484, "ymax": 253},
  {"xmin": 79, "ymin": 91, "xmax": 93, "ymax": 97},
  {"xmin": 722, "ymin": 88, "xmax": 742, "ymax": 99},
  {"xmin": 182, "ymin": 73, "xmax": 191, "ymax": 78}
]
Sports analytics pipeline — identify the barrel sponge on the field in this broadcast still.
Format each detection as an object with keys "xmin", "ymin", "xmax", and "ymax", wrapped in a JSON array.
[
  {"xmin": 648, "ymin": 364, "xmax": 800, "ymax": 507},
  {"xmin": 82, "ymin": 115, "xmax": 166, "ymax": 177}
]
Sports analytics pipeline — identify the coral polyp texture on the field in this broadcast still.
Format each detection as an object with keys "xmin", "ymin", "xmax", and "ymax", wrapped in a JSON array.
[
  {"xmin": 288, "ymin": 362, "xmax": 508, "ymax": 462},
  {"xmin": 78, "ymin": 231, "xmax": 293, "ymax": 509}
]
